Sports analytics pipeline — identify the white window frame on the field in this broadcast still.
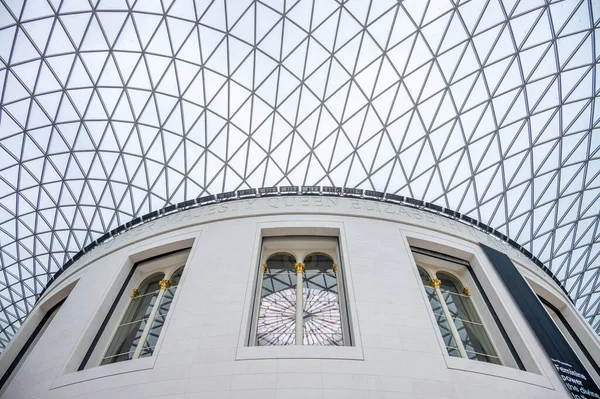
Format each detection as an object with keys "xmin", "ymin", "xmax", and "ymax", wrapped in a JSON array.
[
  {"xmin": 249, "ymin": 236, "xmax": 351, "ymax": 347},
  {"xmin": 400, "ymin": 231, "xmax": 556, "ymax": 386},
  {"xmin": 51, "ymin": 234, "xmax": 198, "ymax": 389}
]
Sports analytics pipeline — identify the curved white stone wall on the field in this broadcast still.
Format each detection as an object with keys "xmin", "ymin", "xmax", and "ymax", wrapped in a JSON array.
[{"xmin": 1, "ymin": 196, "xmax": 598, "ymax": 399}]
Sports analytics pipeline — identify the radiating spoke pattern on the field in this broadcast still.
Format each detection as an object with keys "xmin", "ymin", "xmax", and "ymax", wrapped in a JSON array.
[
  {"xmin": 0, "ymin": 0, "xmax": 599, "ymax": 349},
  {"xmin": 257, "ymin": 288, "xmax": 297, "ymax": 346},
  {"xmin": 303, "ymin": 288, "xmax": 343, "ymax": 346}
]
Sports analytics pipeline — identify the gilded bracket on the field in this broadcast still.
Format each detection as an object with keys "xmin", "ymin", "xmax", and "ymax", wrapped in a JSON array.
[
  {"xmin": 463, "ymin": 286, "xmax": 471, "ymax": 297},
  {"xmin": 332, "ymin": 263, "xmax": 338, "ymax": 275},
  {"xmin": 262, "ymin": 263, "xmax": 267, "ymax": 273},
  {"xmin": 294, "ymin": 262, "xmax": 306, "ymax": 274},
  {"xmin": 159, "ymin": 279, "xmax": 172, "ymax": 290},
  {"xmin": 131, "ymin": 288, "xmax": 141, "ymax": 298},
  {"xmin": 429, "ymin": 278, "xmax": 441, "ymax": 289}
]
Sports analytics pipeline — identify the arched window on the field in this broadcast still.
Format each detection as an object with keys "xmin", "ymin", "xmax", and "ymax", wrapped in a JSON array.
[
  {"xmin": 303, "ymin": 254, "xmax": 342, "ymax": 345},
  {"xmin": 418, "ymin": 266, "xmax": 500, "ymax": 365},
  {"xmin": 101, "ymin": 273, "xmax": 164, "ymax": 364},
  {"xmin": 101, "ymin": 266, "xmax": 184, "ymax": 365},
  {"xmin": 257, "ymin": 253, "xmax": 298, "ymax": 346},
  {"xmin": 254, "ymin": 238, "xmax": 349, "ymax": 347},
  {"xmin": 140, "ymin": 267, "xmax": 185, "ymax": 358},
  {"xmin": 418, "ymin": 267, "xmax": 460, "ymax": 357}
]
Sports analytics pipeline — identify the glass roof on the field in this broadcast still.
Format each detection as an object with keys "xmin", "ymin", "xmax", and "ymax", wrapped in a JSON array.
[{"xmin": 0, "ymin": 0, "xmax": 598, "ymax": 349}]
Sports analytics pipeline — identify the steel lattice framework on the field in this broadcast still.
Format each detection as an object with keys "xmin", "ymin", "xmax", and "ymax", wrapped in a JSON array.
[{"xmin": 0, "ymin": 0, "xmax": 599, "ymax": 349}]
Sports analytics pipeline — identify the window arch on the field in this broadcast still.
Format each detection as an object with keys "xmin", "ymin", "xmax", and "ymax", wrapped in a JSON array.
[
  {"xmin": 256, "ymin": 253, "xmax": 298, "ymax": 346},
  {"xmin": 170, "ymin": 267, "xmax": 184, "ymax": 286},
  {"xmin": 418, "ymin": 266, "xmax": 432, "ymax": 285},
  {"xmin": 302, "ymin": 254, "xmax": 342, "ymax": 345},
  {"xmin": 418, "ymin": 266, "xmax": 500, "ymax": 365}
]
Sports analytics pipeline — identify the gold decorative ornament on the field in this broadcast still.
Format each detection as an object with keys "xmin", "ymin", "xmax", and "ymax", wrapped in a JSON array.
[
  {"xmin": 294, "ymin": 262, "xmax": 306, "ymax": 274},
  {"xmin": 159, "ymin": 279, "xmax": 172, "ymax": 290},
  {"xmin": 332, "ymin": 263, "xmax": 338, "ymax": 275},
  {"xmin": 429, "ymin": 278, "xmax": 441, "ymax": 289},
  {"xmin": 131, "ymin": 288, "xmax": 141, "ymax": 298},
  {"xmin": 262, "ymin": 263, "xmax": 267, "ymax": 273},
  {"xmin": 463, "ymin": 286, "xmax": 471, "ymax": 297}
]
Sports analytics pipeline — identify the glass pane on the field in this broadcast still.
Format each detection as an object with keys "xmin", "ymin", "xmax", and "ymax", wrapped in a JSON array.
[
  {"xmin": 120, "ymin": 276, "xmax": 163, "ymax": 325},
  {"xmin": 100, "ymin": 349, "xmax": 136, "ymax": 365},
  {"xmin": 438, "ymin": 273, "xmax": 499, "ymax": 361},
  {"xmin": 257, "ymin": 286, "xmax": 297, "ymax": 346},
  {"xmin": 302, "ymin": 254, "xmax": 343, "ymax": 346},
  {"xmin": 434, "ymin": 313, "xmax": 459, "ymax": 349},
  {"xmin": 101, "ymin": 319, "xmax": 149, "ymax": 365},
  {"xmin": 171, "ymin": 268, "xmax": 184, "ymax": 286},
  {"xmin": 447, "ymin": 346, "xmax": 461, "ymax": 358},
  {"xmin": 302, "ymin": 289, "xmax": 343, "ymax": 346},
  {"xmin": 261, "ymin": 254, "xmax": 297, "ymax": 297},
  {"xmin": 257, "ymin": 254, "xmax": 297, "ymax": 346},
  {"xmin": 141, "ymin": 285, "xmax": 179, "ymax": 351},
  {"xmin": 419, "ymin": 267, "xmax": 465, "ymax": 359},
  {"xmin": 465, "ymin": 350, "xmax": 502, "ymax": 365},
  {"xmin": 102, "ymin": 273, "xmax": 164, "ymax": 363},
  {"xmin": 139, "ymin": 347, "xmax": 155, "ymax": 358},
  {"xmin": 257, "ymin": 333, "xmax": 295, "ymax": 346},
  {"xmin": 418, "ymin": 267, "xmax": 431, "ymax": 285},
  {"xmin": 424, "ymin": 285, "xmax": 443, "ymax": 315},
  {"xmin": 121, "ymin": 291, "xmax": 159, "ymax": 323},
  {"xmin": 441, "ymin": 290, "xmax": 481, "ymax": 323},
  {"xmin": 453, "ymin": 317, "xmax": 497, "ymax": 359},
  {"xmin": 304, "ymin": 254, "xmax": 338, "ymax": 293},
  {"xmin": 157, "ymin": 286, "xmax": 176, "ymax": 315}
]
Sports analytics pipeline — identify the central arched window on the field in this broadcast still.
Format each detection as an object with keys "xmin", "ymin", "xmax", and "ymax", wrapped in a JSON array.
[
  {"xmin": 254, "ymin": 237, "xmax": 348, "ymax": 346},
  {"xmin": 418, "ymin": 266, "xmax": 501, "ymax": 364}
]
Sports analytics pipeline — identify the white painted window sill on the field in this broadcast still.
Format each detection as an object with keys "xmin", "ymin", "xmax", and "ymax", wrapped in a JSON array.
[{"xmin": 51, "ymin": 357, "xmax": 155, "ymax": 389}]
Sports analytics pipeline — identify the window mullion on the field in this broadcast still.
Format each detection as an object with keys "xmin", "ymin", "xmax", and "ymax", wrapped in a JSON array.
[
  {"xmin": 432, "ymin": 280, "xmax": 468, "ymax": 358},
  {"xmin": 133, "ymin": 285, "xmax": 166, "ymax": 359},
  {"xmin": 333, "ymin": 262, "xmax": 348, "ymax": 346},
  {"xmin": 295, "ymin": 262, "xmax": 305, "ymax": 345}
]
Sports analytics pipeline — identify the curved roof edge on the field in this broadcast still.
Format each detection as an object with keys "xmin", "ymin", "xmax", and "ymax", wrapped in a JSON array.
[{"xmin": 38, "ymin": 186, "xmax": 571, "ymax": 302}]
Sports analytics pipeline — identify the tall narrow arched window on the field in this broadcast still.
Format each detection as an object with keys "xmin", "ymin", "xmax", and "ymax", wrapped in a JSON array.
[
  {"xmin": 257, "ymin": 253, "xmax": 298, "ymax": 346},
  {"xmin": 101, "ymin": 266, "xmax": 184, "ymax": 366},
  {"xmin": 140, "ymin": 267, "xmax": 185, "ymax": 358},
  {"xmin": 303, "ymin": 254, "xmax": 342, "ymax": 345},
  {"xmin": 418, "ymin": 267, "xmax": 461, "ymax": 358},
  {"xmin": 418, "ymin": 266, "xmax": 500, "ymax": 365},
  {"xmin": 79, "ymin": 249, "xmax": 190, "ymax": 370},
  {"xmin": 101, "ymin": 273, "xmax": 164, "ymax": 365}
]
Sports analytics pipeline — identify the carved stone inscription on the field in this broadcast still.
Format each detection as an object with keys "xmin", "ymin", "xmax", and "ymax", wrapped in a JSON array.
[
  {"xmin": 345, "ymin": 198, "xmax": 531, "ymax": 263},
  {"xmin": 266, "ymin": 197, "xmax": 339, "ymax": 208},
  {"xmin": 71, "ymin": 197, "xmax": 533, "ymax": 285}
]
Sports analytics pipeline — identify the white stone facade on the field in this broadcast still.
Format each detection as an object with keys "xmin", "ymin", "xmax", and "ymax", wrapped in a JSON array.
[{"xmin": 1, "ymin": 196, "xmax": 598, "ymax": 399}]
